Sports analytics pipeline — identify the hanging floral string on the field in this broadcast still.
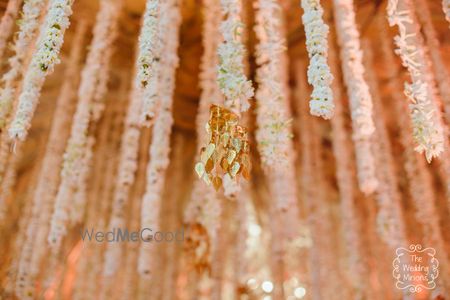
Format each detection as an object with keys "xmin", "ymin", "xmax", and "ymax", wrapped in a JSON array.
[
  {"xmin": 137, "ymin": 0, "xmax": 160, "ymax": 125},
  {"xmin": 414, "ymin": 0, "xmax": 450, "ymax": 124},
  {"xmin": 0, "ymin": 0, "xmax": 46, "ymax": 130},
  {"xmin": 379, "ymin": 20, "xmax": 450, "ymax": 295},
  {"xmin": 387, "ymin": 0, "xmax": 444, "ymax": 162},
  {"xmin": 0, "ymin": 0, "xmax": 23, "ymax": 60},
  {"xmin": 254, "ymin": 0, "xmax": 292, "ymax": 168},
  {"xmin": 103, "ymin": 65, "xmax": 142, "ymax": 277},
  {"xmin": 332, "ymin": 0, "xmax": 377, "ymax": 194},
  {"xmin": 8, "ymin": 0, "xmax": 75, "ymax": 141},
  {"xmin": 48, "ymin": 0, "xmax": 122, "ymax": 252},
  {"xmin": 362, "ymin": 38, "xmax": 408, "ymax": 250},
  {"xmin": 300, "ymin": 0, "xmax": 334, "ymax": 119},
  {"xmin": 185, "ymin": 0, "xmax": 223, "ymax": 276},
  {"xmin": 138, "ymin": 0, "xmax": 181, "ymax": 278},
  {"xmin": 217, "ymin": 0, "xmax": 253, "ymax": 115},
  {"xmin": 327, "ymin": 44, "xmax": 369, "ymax": 299},
  {"xmin": 254, "ymin": 2, "xmax": 299, "ymax": 297},
  {"xmin": 13, "ymin": 21, "xmax": 87, "ymax": 299},
  {"xmin": 412, "ymin": 0, "xmax": 450, "ymax": 206}
]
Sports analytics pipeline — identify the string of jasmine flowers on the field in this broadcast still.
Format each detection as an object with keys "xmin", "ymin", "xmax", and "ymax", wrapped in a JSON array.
[
  {"xmin": 103, "ymin": 63, "xmax": 143, "ymax": 277},
  {"xmin": 0, "ymin": 0, "xmax": 46, "ymax": 130},
  {"xmin": 254, "ymin": 0, "xmax": 292, "ymax": 169},
  {"xmin": 362, "ymin": 38, "xmax": 408, "ymax": 250},
  {"xmin": 8, "ymin": 0, "xmax": 75, "ymax": 141},
  {"xmin": 0, "ymin": 0, "xmax": 23, "ymax": 61},
  {"xmin": 414, "ymin": 0, "xmax": 450, "ymax": 125},
  {"xmin": 183, "ymin": 1, "xmax": 223, "ymax": 288},
  {"xmin": 14, "ymin": 21, "xmax": 87, "ymax": 299},
  {"xmin": 138, "ymin": 0, "xmax": 181, "ymax": 278},
  {"xmin": 217, "ymin": 0, "xmax": 254, "ymax": 115},
  {"xmin": 327, "ymin": 47, "xmax": 368, "ymax": 298},
  {"xmin": 48, "ymin": 0, "xmax": 122, "ymax": 252},
  {"xmin": 387, "ymin": 0, "xmax": 444, "ymax": 162},
  {"xmin": 137, "ymin": 0, "xmax": 160, "ymax": 125},
  {"xmin": 184, "ymin": 0, "xmax": 222, "ymax": 245},
  {"xmin": 379, "ymin": 19, "xmax": 450, "ymax": 294},
  {"xmin": 413, "ymin": 0, "xmax": 450, "ymax": 205},
  {"xmin": 300, "ymin": 0, "xmax": 334, "ymax": 119},
  {"xmin": 254, "ymin": 2, "xmax": 299, "ymax": 296},
  {"xmin": 333, "ymin": 0, "xmax": 378, "ymax": 194}
]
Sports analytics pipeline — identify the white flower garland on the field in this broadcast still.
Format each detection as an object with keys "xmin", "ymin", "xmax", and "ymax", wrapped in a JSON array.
[
  {"xmin": 387, "ymin": 0, "xmax": 444, "ymax": 162},
  {"xmin": 0, "ymin": 0, "xmax": 23, "ymax": 60},
  {"xmin": 362, "ymin": 38, "xmax": 408, "ymax": 249},
  {"xmin": 327, "ymin": 48, "xmax": 368, "ymax": 298},
  {"xmin": 380, "ymin": 20, "xmax": 450, "ymax": 293},
  {"xmin": 14, "ymin": 21, "xmax": 87, "ymax": 299},
  {"xmin": 8, "ymin": 0, "xmax": 75, "ymax": 141},
  {"xmin": 217, "ymin": 0, "xmax": 254, "ymax": 115},
  {"xmin": 185, "ymin": 0, "xmax": 222, "ymax": 238},
  {"xmin": 333, "ymin": 0, "xmax": 378, "ymax": 194},
  {"xmin": 415, "ymin": 0, "xmax": 450, "ymax": 125},
  {"xmin": 443, "ymin": 0, "xmax": 450, "ymax": 25},
  {"xmin": 0, "ymin": 0, "xmax": 46, "ymax": 129},
  {"xmin": 300, "ymin": 0, "xmax": 334, "ymax": 119},
  {"xmin": 137, "ymin": 0, "xmax": 160, "ymax": 125},
  {"xmin": 138, "ymin": 0, "xmax": 181, "ymax": 277},
  {"xmin": 254, "ymin": 0, "xmax": 292, "ymax": 169},
  {"xmin": 103, "ymin": 71, "xmax": 142, "ymax": 277},
  {"xmin": 48, "ymin": 0, "xmax": 121, "ymax": 252}
]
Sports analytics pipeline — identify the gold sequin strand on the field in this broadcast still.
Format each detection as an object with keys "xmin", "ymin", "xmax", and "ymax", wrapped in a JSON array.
[{"xmin": 195, "ymin": 105, "xmax": 251, "ymax": 191}]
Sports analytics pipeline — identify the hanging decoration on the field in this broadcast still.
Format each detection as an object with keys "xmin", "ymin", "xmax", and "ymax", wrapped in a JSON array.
[
  {"xmin": 300, "ymin": 0, "xmax": 334, "ymax": 119},
  {"xmin": 137, "ymin": 0, "xmax": 160, "ymax": 125},
  {"xmin": 362, "ymin": 38, "xmax": 408, "ymax": 249},
  {"xmin": 254, "ymin": 2, "xmax": 300, "ymax": 297},
  {"xmin": 414, "ymin": 0, "xmax": 450, "ymax": 125},
  {"xmin": 333, "ymin": 0, "xmax": 378, "ymax": 194},
  {"xmin": 138, "ymin": 0, "xmax": 181, "ymax": 278},
  {"xmin": 327, "ymin": 44, "xmax": 369, "ymax": 299},
  {"xmin": 103, "ymin": 65, "xmax": 142, "ymax": 277},
  {"xmin": 195, "ymin": 0, "xmax": 253, "ymax": 191},
  {"xmin": 379, "ymin": 18, "xmax": 450, "ymax": 295},
  {"xmin": 0, "ymin": 0, "xmax": 23, "ymax": 61},
  {"xmin": 195, "ymin": 105, "xmax": 251, "ymax": 191},
  {"xmin": 1, "ymin": 1, "xmax": 450, "ymax": 299},
  {"xmin": 254, "ymin": 0, "xmax": 292, "ymax": 168},
  {"xmin": 0, "ymin": 0, "xmax": 46, "ymax": 130},
  {"xmin": 387, "ymin": 0, "xmax": 444, "ymax": 162},
  {"xmin": 8, "ymin": 0, "xmax": 75, "ymax": 141},
  {"xmin": 217, "ymin": 0, "xmax": 253, "ymax": 115},
  {"xmin": 14, "ymin": 20, "xmax": 87, "ymax": 300},
  {"xmin": 48, "ymin": 0, "xmax": 122, "ymax": 252}
]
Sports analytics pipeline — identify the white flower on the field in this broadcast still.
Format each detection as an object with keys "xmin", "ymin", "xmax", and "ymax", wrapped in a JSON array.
[
  {"xmin": 301, "ymin": 0, "xmax": 334, "ymax": 119},
  {"xmin": 0, "ymin": 0, "xmax": 46, "ymax": 129},
  {"xmin": 217, "ymin": 0, "xmax": 254, "ymax": 114},
  {"xmin": 48, "ymin": 0, "xmax": 121, "ymax": 252},
  {"xmin": 138, "ymin": 0, "xmax": 181, "ymax": 277},
  {"xmin": 8, "ymin": 0, "xmax": 75, "ymax": 141},
  {"xmin": 333, "ymin": 0, "xmax": 377, "ymax": 194},
  {"xmin": 387, "ymin": 0, "xmax": 444, "ymax": 161}
]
